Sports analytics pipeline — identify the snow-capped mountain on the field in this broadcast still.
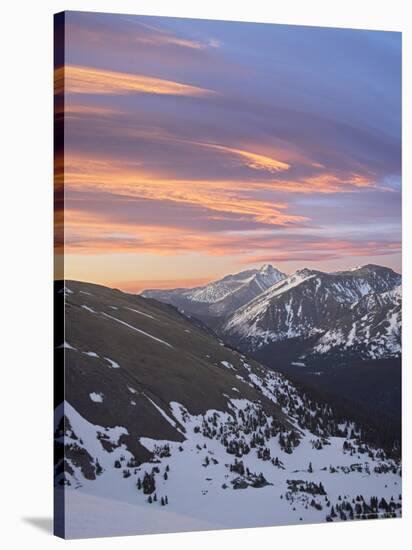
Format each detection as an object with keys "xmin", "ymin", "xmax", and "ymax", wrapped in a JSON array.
[
  {"xmin": 55, "ymin": 280, "xmax": 401, "ymax": 537},
  {"xmin": 141, "ymin": 264, "xmax": 286, "ymax": 319},
  {"xmin": 309, "ymin": 285, "xmax": 401, "ymax": 360},
  {"xmin": 221, "ymin": 265, "xmax": 401, "ymax": 361}
]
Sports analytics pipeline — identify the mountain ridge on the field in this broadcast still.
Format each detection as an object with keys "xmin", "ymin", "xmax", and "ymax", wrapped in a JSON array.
[
  {"xmin": 220, "ymin": 264, "xmax": 401, "ymax": 358},
  {"xmin": 141, "ymin": 264, "xmax": 286, "ymax": 318}
]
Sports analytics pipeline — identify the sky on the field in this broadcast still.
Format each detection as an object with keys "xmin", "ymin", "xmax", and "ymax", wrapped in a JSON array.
[{"xmin": 55, "ymin": 11, "xmax": 401, "ymax": 292}]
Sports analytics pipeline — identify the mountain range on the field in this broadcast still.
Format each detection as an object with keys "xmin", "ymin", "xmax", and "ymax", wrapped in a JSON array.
[
  {"xmin": 220, "ymin": 264, "xmax": 401, "ymax": 360},
  {"xmin": 142, "ymin": 264, "xmax": 401, "ymax": 364},
  {"xmin": 141, "ymin": 263, "xmax": 401, "ymax": 426},
  {"xmin": 55, "ymin": 279, "xmax": 402, "ymax": 537},
  {"xmin": 142, "ymin": 264, "xmax": 285, "ymax": 319}
]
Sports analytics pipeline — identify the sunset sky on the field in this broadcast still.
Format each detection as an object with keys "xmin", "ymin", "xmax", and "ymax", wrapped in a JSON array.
[{"xmin": 56, "ymin": 12, "xmax": 401, "ymax": 292}]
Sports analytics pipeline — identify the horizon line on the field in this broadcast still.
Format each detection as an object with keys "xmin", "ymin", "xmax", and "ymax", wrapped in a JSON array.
[{"xmin": 59, "ymin": 261, "xmax": 402, "ymax": 294}]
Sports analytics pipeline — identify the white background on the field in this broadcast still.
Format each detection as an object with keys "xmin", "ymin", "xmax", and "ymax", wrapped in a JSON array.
[{"xmin": 0, "ymin": 0, "xmax": 410, "ymax": 548}]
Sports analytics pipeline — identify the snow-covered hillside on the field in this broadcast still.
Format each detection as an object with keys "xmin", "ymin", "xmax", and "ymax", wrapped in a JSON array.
[
  {"xmin": 56, "ymin": 361, "xmax": 401, "ymax": 538},
  {"xmin": 308, "ymin": 286, "xmax": 401, "ymax": 360},
  {"xmin": 55, "ymin": 280, "xmax": 401, "ymax": 538}
]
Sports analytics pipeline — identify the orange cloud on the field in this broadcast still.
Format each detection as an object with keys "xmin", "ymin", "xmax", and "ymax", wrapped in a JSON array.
[
  {"xmin": 61, "ymin": 204, "xmax": 289, "ymax": 256},
  {"xmin": 54, "ymin": 64, "xmax": 64, "ymax": 91},
  {"xmin": 132, "ymin": 32, "xmax": 215, "ymax": 51},
  {"xmin": 60, "ymin": 217, "xmax": 222, "ymax": 255},
  {"xmin": 64, "ymin": 103, "xmax": 122, "ymax": 116},
  {"xmin": 55, "ymin": 65, "xmax": 215, "ymax": 97},
  {"xmin": 188, "ymin": 141, "xmax": 290, "ymax": 173},
  {"xmin": 55, "ymin": 146, "xmax": 377, "ymax": 260},
  {"xmin": 257, "ymin": 173, "xmax": 375, "ymax": 194},
  {"xmin": 60, "ymin": 208, "xmax": 401, "ymax": 262},
  {"xmin": 63, "ymin": 151, "xmax": 374, "ymax": 226},
  {"xmin": 114, "ymin": 127, "xmax": 291, "ymax": 174},
  {"xmin": 63, "ymin": 154, "xmax": 305, "ymax": 226},
  {"xmin": 131, "ymin": 20, "xmax": 221, "ymax": 50},
  {"xmin": 57, "ymin": 108, "xmax": 375, "ymax": 191},
  {"xmin": 303, "ymin": 173, "xmax": 373, "ymax": 191},
  {"xmin": 70, "ymin": 18, "xmax": 220, "ymax": 52},
  {"xmin": 60, "ymin": 209, "xmax": 304, "ymax": 256}
]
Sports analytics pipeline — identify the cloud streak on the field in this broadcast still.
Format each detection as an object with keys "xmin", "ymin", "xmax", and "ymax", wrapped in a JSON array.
[
  {"xmin": 62, "ymin": 153, "xmax": 305, "ymax": 227},
  {"xmin": 199, "ymin": 142, "xmax": 290, "ymax": 173},
  {"xmin": 59, "ymin": 205, "xmax": 400, "ymax": 266},
  {"xmin": 56, "ymin": 65, "xmax": 215, "ymax": 97}
]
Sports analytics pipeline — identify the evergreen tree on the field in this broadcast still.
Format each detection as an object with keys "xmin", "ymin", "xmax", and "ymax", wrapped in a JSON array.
[
  {"xmin": 379, "ymin": 497, "xmax": 389, "ymax": 511},
  {"xmin": 142, "ymin": 472, "xmax": 156, "ymax": 494},
  {"xmin": 95, "ymin": 459, "xmax": 103, "ymax": 476}
]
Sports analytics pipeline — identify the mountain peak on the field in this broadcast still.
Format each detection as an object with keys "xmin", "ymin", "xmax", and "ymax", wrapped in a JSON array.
[
  {"xmin": 258, "ymin": 263, "xmax": 284, "ymax": 277},
  {"xmin": 358, "ymin": 263, "xmax": 399, "ymax": 274},
  {"xmin": 142, "ymin": 265, "xmax": 286, "ymax": 317},
  {"xmin": 255, "ymin": 264, "xmax": 286, "ymax": 286},
  {"xmin": 294, "ymin": 267, "xmax": 320, "ymax": 278}
]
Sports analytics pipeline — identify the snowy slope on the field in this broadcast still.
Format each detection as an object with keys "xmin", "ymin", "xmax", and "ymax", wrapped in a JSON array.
[
  {"xmin": 55, "ymin": 280, "xmax": 401, "ymax": 538},
  {"xmin": 308, "ymin": 286, "xmax": 401, "ymax": 360},
  {"xmin": 190, "ymin": 264, "xmax": 284, "ymax": 303},
  {"xmin": 58, "ymin": 387, "xmax": 401, "ymax": 538}
]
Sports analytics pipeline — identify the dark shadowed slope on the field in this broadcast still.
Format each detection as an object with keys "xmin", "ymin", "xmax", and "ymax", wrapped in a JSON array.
[{"xmin": 56, "ymin": 280, "xmax": 291, "ymax": 465}]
